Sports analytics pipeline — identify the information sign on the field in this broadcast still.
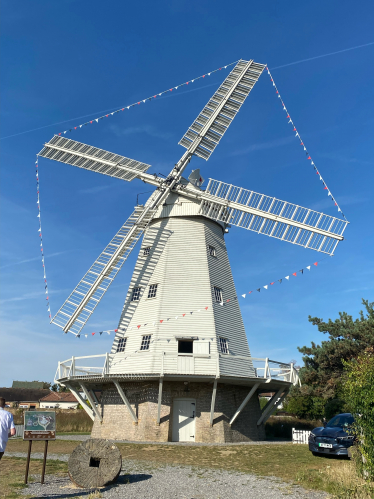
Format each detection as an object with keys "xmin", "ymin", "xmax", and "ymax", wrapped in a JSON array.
[{"xmin": 23, "ymin": 411, "xmax": 56, "ymax": 440}]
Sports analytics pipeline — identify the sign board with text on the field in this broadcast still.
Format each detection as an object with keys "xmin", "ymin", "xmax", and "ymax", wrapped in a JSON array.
[{"xmin": 23, "ymin": 411, "xmax": 56, "ymax": 440}]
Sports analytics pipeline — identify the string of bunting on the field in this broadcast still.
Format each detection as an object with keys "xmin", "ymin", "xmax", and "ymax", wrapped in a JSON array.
[
  {"xmin": 36, "ymin": 157, "xmax": 52, "ymax": 321},
  {"xmin": 266, "ymin": 67, "xmax": 346, "ymax": 219},
  {"xmin": 57, "ymin": 60, "xmax": 239, "ymax": 136},
  {"xmin": 76, "ymin": 259, "xmax": 321, "ymax": 338},
  {"xmin": 241, "ymin": 259, "xmax": 320, "ymax": 297}
]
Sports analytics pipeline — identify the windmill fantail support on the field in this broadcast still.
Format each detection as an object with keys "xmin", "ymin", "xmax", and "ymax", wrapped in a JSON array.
[{"xmin": 40, "ymin": 59, "xmax": 348, "ymax": 442}]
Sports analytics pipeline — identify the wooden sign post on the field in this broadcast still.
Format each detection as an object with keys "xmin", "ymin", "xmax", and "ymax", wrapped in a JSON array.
[{"xmin": 23, "ymin": 411, "xmax": 56, "ymax": 485}]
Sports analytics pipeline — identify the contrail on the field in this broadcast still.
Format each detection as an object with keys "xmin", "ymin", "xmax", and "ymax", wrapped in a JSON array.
[
  {"xmin": 1, "ymin": 41, "xmax": 373, "ymax": 140},
  {"xmin": 271, "ymin": 41, "xmax": 374, "ymax": 70}
]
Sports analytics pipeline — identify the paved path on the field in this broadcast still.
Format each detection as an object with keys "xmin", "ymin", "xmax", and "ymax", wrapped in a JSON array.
[
  {"xmin": 55, "ymin": 435, "xmax": 292, "ymax": 446},
  {"xmin": 20, "ymin": 461, "xmax": 327, "ymax": 499}
]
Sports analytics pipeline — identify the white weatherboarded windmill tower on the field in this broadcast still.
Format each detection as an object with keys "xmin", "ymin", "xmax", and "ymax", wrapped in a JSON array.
[{"xmin": 40, "ymin": 59, "xmax": 348, "ymax": 442}]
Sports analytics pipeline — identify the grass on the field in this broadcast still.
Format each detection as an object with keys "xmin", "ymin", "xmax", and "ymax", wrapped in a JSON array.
[
  {"xmin": 0, "ymin": 456, "xmax": 67, "ymax": 499},
  {"xmin": 4, "ymin": 440, "xmax": 374, "ymax": 498}
]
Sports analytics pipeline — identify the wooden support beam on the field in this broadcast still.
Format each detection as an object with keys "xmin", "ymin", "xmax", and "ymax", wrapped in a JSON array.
[
  {"xmin": 90, "ymin": 389, "xmax": 99, "ymax": 406},
  {"xmin": 65, "ymin": 383, "xmax": 94, "ymax": 421},
  {"xmin": 257, "ymin": 387, "xmax": 284, "ymax": 426},
  {"xmin": 209, "ymin": 379, "xmax": 218, "ymax": 427},
  {"xmin": 229, "ymin": 382, "xmax": 260, "ymax": 426},
  {"xmin": 156, "ymin": 377, "xmax": 163, "ymax": 425},
  {"xmin": 79, "ymin": 382, "xmax": 103, "ymax": 422},
  {"xmin": 113, "ymin": 380, "xmax": 138, "ymax": 423},
  {"xmin": 259, "ymin": 389, "xmax": 290, "ymax": 426}
]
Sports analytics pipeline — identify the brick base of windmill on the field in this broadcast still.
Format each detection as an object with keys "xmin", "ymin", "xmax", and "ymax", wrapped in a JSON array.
[{"xmin": 91, "ymin": 381, "xmax": 266, "ymax": 443}]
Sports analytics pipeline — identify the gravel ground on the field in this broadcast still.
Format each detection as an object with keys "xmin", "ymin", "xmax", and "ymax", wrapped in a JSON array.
[{"xmin": 21, "ymin": 461, "xmax": 327, "ymax": 499}]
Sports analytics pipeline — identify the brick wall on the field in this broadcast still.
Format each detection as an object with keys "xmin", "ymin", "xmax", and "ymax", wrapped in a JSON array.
[{"xmin": 91, "ymin": 381, "xmax": 266, "ymax": 443}]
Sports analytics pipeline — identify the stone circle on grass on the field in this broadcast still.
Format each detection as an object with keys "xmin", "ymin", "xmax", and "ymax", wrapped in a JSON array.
[{"xmin": 68, "ymin": 438, "xmax": 122, "ymax": 488}]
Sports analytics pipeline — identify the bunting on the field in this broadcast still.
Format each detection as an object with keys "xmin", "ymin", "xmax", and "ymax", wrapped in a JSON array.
[
  {"xmin": 241, "ymin": 260, "xmax": 320, "ymax": 297},
  {"xmin": 266, "ymin": 67, "xmax": 346, "ymax": 219},
  {"xmin": 57, "ymin": 61, "xmax": 239, "ymax": 136},
  {"xmin": 36, "ymin": 157, "xmax": 52, "ymax": 321}
]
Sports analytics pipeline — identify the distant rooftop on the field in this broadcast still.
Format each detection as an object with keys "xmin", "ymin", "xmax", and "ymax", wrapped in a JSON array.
[{"xmin": 12, "ymin": 381, "xmax": 45, "ymax": 389}]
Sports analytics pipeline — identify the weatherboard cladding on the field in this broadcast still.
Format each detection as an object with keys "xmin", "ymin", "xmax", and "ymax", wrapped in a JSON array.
[{"xmin": 110, "ymin": 195, "xmax": 254, "ymax": 378}]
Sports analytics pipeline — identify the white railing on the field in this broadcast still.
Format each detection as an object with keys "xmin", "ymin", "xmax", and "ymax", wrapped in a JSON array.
[
  {"xmin": 55, "ymin": 353, "xmax": 300, "ymax": 386},
  {"xmin": 292, "ymin": 428, "xmax": 311, "ymax": 444}
]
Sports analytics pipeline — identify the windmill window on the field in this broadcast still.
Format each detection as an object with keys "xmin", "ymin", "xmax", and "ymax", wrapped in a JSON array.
[
  {"xmin": 208, "ymin": 245, "xmax": 216, "ymax": 257},
  {"xmin": 143, "ymin": 247, "xmax": 150, "ymax": 256},
  {"xmin": 219, "ymin": 337, "xmax": 229, "ymax": 354},
  {"xmin": 131, "ymin": 287, "xmax": 141, "ymax": 301},
  {"xmin": 140, "ymin": 335, "xmax": 151, "ymax": 351},
  {"xmin": 116, "ymin": 337, "xmax": 127, "ymax": 353},
  {"xmin": 148, "ymin": 284, "xmax": 158, "ymax": 299},
  {"xmin": 213, "ymin": 286, "xmax": 223, "ymax": 303},
  {"xmin": 178, "ymin": 340, "xmax": 193, "ymax": 354}
]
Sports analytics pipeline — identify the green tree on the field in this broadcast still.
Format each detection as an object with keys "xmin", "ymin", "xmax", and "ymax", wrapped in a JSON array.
[
  {"xmin": 284, "ymin": 300, "xmax": 374, "ymax": 419},
  {"xmin": 343, "ymin": 347, "xmax": 374, "ymax": 479}
]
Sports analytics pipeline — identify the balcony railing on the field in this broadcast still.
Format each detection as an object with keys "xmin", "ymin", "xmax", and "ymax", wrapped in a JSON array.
[{"xmin": 55, "ymin": 353, "xmax": 300, "ymax": 386}]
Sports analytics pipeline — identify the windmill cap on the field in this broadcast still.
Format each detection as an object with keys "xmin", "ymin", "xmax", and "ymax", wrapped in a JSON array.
[{"xmin": 188, "ymin": 169, "xmax": 205, "ymax": 188}]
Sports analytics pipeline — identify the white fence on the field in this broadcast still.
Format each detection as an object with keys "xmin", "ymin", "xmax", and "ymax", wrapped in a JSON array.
[
  {"xmin": 10, "ymin": 425, "xmax": 24, "ymax": 438},
  {"xmin": 292, "ymin": 428, "xmax": 311, "ymax": 444}
]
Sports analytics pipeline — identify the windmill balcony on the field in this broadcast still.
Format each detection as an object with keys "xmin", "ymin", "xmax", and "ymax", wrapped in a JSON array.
[{"xmin": 54, "ymin": 353, "xmax": 300, "ymax": 387}]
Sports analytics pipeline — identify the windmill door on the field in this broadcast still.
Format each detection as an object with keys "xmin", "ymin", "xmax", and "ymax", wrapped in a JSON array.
[{"xmin": 172, "ymin": 398, "xmax": 196, "ymax": 442}]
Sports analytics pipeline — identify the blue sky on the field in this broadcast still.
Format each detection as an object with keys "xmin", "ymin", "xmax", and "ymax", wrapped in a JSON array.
[{"xmin": 1, "ymin": 0, "xmax": 373, "ymax": 387}]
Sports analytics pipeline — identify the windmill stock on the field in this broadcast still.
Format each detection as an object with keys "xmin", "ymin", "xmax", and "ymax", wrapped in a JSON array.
[{"xmin": 39, "ymin": 59, "xmax": 348, "ymax": 443}]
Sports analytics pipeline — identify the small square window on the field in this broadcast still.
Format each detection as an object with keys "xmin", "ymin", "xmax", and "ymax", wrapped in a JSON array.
[
  {"xmin": 208, "ymin": 245, "xmax": 216, "ymax": 257},
  {"xmin": 148, "ymin": 284, "xmax": 158, "ymax": 299},
  {"xmin": 178, "ymin": 340, "xmax": 193, "ymax": 354},
  {"xmin": 213, "ymin": 286, "xmax": 223, "ymax": 303},
  {"xmin": 219, "ymin": 337, "xmax": 229, "ymax": 354},
  {"xmin": 131, "ymin": 287, "xmax": 141, "ymax": 301},
  {"xmin": 143, "ymin": 247, "xmax": 150, "ymax": 256},
  {"xmin": 116, "ymin": 337, "xmax": 127, "ymax": 353},
  {"xmin": 140, "ymin": 335, "xmax": 151, "ymax": 351}
]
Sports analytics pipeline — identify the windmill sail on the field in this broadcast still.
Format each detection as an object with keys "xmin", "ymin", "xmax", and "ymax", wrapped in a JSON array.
[
  {"xmin": 198, "ymin": 179, "xmax": 349, "ymax": 256},
  {"xmin": 179, "ymin": 59, "xmax": 265, "ymax": 160},
  {"xmin": 52, "ymin": 206, "xmax": 156, "ymax": 335},
  {"xmin": 39, "ymin": 135, "xmax": 151, "ymax": 182}
]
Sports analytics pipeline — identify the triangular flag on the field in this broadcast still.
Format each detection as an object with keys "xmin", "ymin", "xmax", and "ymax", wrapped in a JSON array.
[
  {"xmin": 182, "ymin": 313, "xmax": 186, "ymax": 317},
  {"xmin": 175, "ymin": 316, "xmax": 178, "ymax": 319},
  {"xmin": 306, "ymin": 266, "xmax": 311, "ymax": 270},
  {"xmin": 257, "ymin": 288, "xmax": 260, "ymax": 292},
  {"xmin": 248, "ymin": 291, "xmax": 252, "ymax": 294},
  {"xmin": 92, "ymin": 332, "xmax": 95, "ymax": 336},
  {"xmin": 270, "ymin": 282, "xmax": 275, "ymax": 285},
  {"xmin": 160, "ymin": 320, "xmax": 163, "ymax": 323},
  {"xmin": 107, "ymin": 331, "xmax": 111, "ymax": 335},
  {"xmin": 278, "ymin": 279, "xmax": 282, "ymax": 284},
  {"xmin": 300, "ymin": 269, "xmax": 304, "ymax": 274},
  {"xmin": 314, "ymin": 262, "xmax": 318, "ymax": 266},
  {"xmin": 285, "ymin": 276, "xmax": 289, "ymax": 280},
  {"xmin": 219, "ymin": 302, "xmax": 223, "ymax": 306},
  {"xmin": 99, "ymin": 332, "xmax": 103, "ymax": 335},
  {"xmin": 292, "ymin": 272, "xmax": 297, "ymax": 276},
  {"xmin": 85, "ymin": 334, "xmax": 88, "ymax": 338},
  {"xmin": 137, "ymin": 325, "xmax": 141, "ymax": 329},
  {"xmin": 205, "ymin": 306, "xmax": 208, "ymax": 310},
  {"xmin": 264, "ymin": 285, "xmax": 268, "ymax": 289},
  {"xmin": 242, "ymin": 294, "xmax": 246, "ymax": 298},
  {"xmin": 95, "ymin": 119, "xmax": 99, "ymax": 122}
]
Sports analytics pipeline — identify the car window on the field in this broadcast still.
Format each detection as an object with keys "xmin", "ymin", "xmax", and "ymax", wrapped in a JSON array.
[{"xmin": 327, "ymin": 414, "xmax": 354, "ymax": 428}]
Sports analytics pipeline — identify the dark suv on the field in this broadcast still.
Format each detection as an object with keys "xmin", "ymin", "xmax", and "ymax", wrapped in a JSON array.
[{"xmin": 308, "ymin": 413, "xmax": 355, "ymax": 457}]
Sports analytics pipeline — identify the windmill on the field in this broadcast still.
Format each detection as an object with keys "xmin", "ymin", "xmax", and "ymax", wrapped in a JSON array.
[{"xmin": 40, "ymin": 59, "xmax": 348, "ymax": 443}]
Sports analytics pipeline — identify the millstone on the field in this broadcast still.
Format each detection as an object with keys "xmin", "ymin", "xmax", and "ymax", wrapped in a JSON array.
[{"xmin": 68, "ymin": 438, "xmax": 122, "ymax": 488}]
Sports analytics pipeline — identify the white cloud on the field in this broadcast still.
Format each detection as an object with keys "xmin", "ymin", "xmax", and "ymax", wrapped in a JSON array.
[
  {"xmin": 110, "ymin": 124, "xmax": 172, "ymax": 140},
  {"xmin": 231, "ymin": 135, "xmax": 294, "ymax": 156}
]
